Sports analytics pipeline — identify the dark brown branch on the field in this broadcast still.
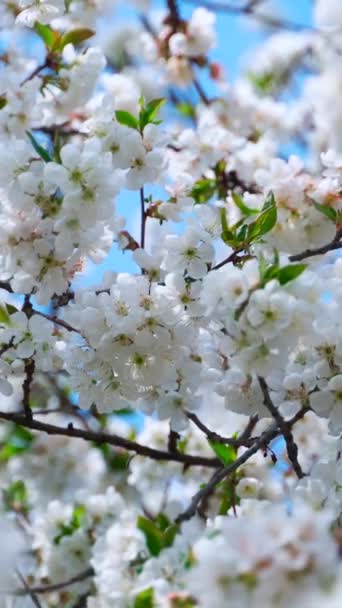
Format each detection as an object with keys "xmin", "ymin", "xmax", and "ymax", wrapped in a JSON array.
[
  {"xmin": 238, "ymin": 414, "xmax": 259, "ymax": 441},
  {"xmin": 16, "ymin": 567, "xmax": 94, "ymax": 596},
  {"xmin": 211, "ymin": 247, "xmax": 245, "ymax": 271},
  {"xmin": 168, "ymin": 429, "xmax": 180, "ymax": 453},
  {"xmin": 289, "ymin": 229, "xmax": 342, "ymax": 262},
  {"xmin": 257, "ymin": 376, "xmax": 305, "ymax": 479},
  {"xmin": 16, "ymin": 570, "xmax": 42, "ymax": 608},
  {"xmin": 32, "ymin": 125, "xmax": 84, "ymax": 137},
  {"xmin": 22, "ymin": 358, "xmax": 35, "ymax": 421},
  {"xmin": 167, "ymin": 0, "xmax": 182, "ymax": 30},
  {"xmin": 33, "ymin": 310, "xmax": 80, "ymax": 334},
  {"xmin": 0, "ymin": 280, "xmax": 13, "ymax": 292},
  {"xmin": 175, "ymin": 422, "xmax": 279, "ymax": 523},
  {"xmin": 181, "ymin": 0, "xmax": 315, "ymax": 32},
  {"xmin": 193, "ymin": 77, "xmax": 210, "ymax": 105},
  {"xmin": 140, "ymin": 187, "xmax": 146, "ymax": 250},
  {"xmin": 176, "ymin": 405, "xmax": 310, "ymax": 523},
  {"xmin": 186, "ymin": 411, "xmax": 246, "ymax": 447},
  {"xmin": 0, "ymin": 410, "xmax": 220, "ymax": 468},
  {"xmin": 20, "ymin": 61, "xmax": 48, "ymax": 86}
]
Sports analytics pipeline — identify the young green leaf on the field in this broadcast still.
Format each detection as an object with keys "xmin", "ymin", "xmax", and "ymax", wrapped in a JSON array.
[
  {"xmin": 248, "ymin": 71, "xmax": 278, "ymax": 95},
  {"xmin": 176, "ymin": 102, "xmax": 196, "ymax": 120},
  {"xmin": 0, "ymin": 304, "xmax": 11, "ymax": 326},
  {"xmin": 139, "ymin": 98, "xmax": 166, "ymax": 131},
  {"xmin": 34, "ymin": 22, "xmax": 61, "ymax": 50},
  {"xmin": 26, "ymin": 131, "xmax": 52, "ymax": 163},
  {"xmin": 0, "ymin": 96, "xmax": 7, "ymax": 110},
  {"xmin": 3, "ymin": 480, "xmax": 29, "ymax": 515},
  {"xmin": 220, "ymin": 209, "xmax": 240, "ymax": 247},
  {"xmin": 0, "ymin": 425, "xmax": 34, "ymax": 462},
  {"xmin": 54, "ymin": 504, "xmax": 87, "ymax": 545},
  {"xmin": 137, "ymin": 514, "xmax": 178, "ymax": 556},
  {"xmin": 58, "ymin": 28, "xmax": 95, "ymax": 51},
  {"xmin": 191, "ymin": 178, "xmax": 216, "ymax": 204},
  {"xmin": 209, "ymin": 440, "xmax": 237, "ymax": 465},
  {"xmin": 115, "ymin": 110, "xmax": 139, "ymax": 130},
  {"xmin": 277, "ymin": 263, "xmax": 307, "ymax": 285},
  {"xmin": 247, "ymin": 192, "xmax": 277, "ymax": 242},
  {"xmin": 137, "ymin": 516, "xmax": 164, "ymax": 556},
  {"xmin": 312, "ymin": 200, "xmax": 337, "ymax": 222},
  {"xmin": 134, "ymin": 588, "xmax": 155, "ymax": 608},
  {"xmin": 231, "ymin": 192, "xmax": 258, "ymax": 216}
]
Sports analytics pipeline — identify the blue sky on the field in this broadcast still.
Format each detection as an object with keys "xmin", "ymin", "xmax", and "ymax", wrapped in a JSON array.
[{"xmin": 74, "ymin": 0, "xmax": 313, "ymax": 288}]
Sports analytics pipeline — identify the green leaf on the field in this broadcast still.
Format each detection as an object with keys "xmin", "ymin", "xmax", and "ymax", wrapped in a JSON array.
[
  {"xmin": 248, "ymin": 71, "xmax": 278, "ymax": 95},
  {"xmin": 209, "ymin": 440, "xmax": 237, "ymax": 465},
  {"xmin": 162, "ymin": 524, "xmax": 179, "ymax": 548},
  {"xmin": 176, "ymin": 102, "xmax": 195, "ymax": 120},
  {"xmin": 115, "ymin": 110, "xmax": 139, "ymax": 130},
  {"xmin": 169, "ymin": 598, "xmax": 196, "ymax": 608},
  {"xmin": 134, "ymin": 588, "xmax": 154, "ymax": 608},
  {"xmin": 137, "ymin": 516, "xmax": 163, "ymax": 556},
  {"xmin": 137, "ymin": 515, "xmax": 178, "ymax": 556},
  {"xmin": 0, "ymin": 96, "xmax": 7, "ymax": 110},
  {"xmin": 58, "ymin": 28, "xmax": 94, "ymax": 51},
  {"xmin": 54, "ymin": 504, "xmax": 87, "ymax": 545},
  {"xmin": 3, "ymin": 480, "xmax": 29, "ymax": 514},
  {"xmin": 139, "ymin": 98, "xmax": 166, "ymax": 131},
  {"xmin": 236, "ymin": 223, "xmax": 248, "ymax": 242},
  {"xmin": 231, "ymin": 192, "xmax": 258, "ymax": 216},
  {"xmin": 96, "ymin": 444, "xmax": 130, "ymax": 471},
  {"xmin": 218, "ymin": 478, "xmax": 240, "ymax": 515},
  {"xmin": 312, "ymin": 200, "xmax": 337, "ymax": 222},
  {"xmin": 0, "ymin": 304, "xmax": 11, "ymax": 326},
  {"xmin": 64, "ymin": 0, "xmax": 73, "ymax": 11},
  {"xmin": 26, "ymin": 131, "xmax": 52, "ymax": 163},
  {"xmin": 277, "ymin": 263, "xmax": 307, "ymax": 285},
  {"xmin": 247, "ymin": 192, "xmax": 277, "ymax": 243},
  {"xmin": 34, "ymin": 22, "xmax": 61, "ymax": 50},
  {"xmin": 191, "ymin": 178, "xmax": 216, "ymax": 204},
  {"xmin": 220, "ymin": 209, "xmax": 240, "ymax": 247},
  {"xmin": 0, "ymin": 425, "xmax": 34, "ymax": 463}
]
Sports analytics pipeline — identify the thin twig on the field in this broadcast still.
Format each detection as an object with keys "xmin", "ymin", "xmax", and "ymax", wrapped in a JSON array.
[
  {"xmin": 181, "ymin": 0, "xmax": 316, "ymax": 32},
  {"xmin": 15, "ymin": 567, "xmax": 94, "ymax": 596},
  {"xmin": 33, "ymin": 310, "xmax": 80, "ymax": 334},
  {"xmin": 175, "ymin": 422, "xmax": 279, "ymax": 523},
  {"xmin": 176, "ymin": 405, "xmax": 309, "ymax": 523},
  {"xmin": 211, "ymin": 247, "xmax": 245, "ymax": 271},
  {"xmin": 140, "ymin": 187, "xmax": 146, "ymax": 250},
  {"xmin": 193, "ymin": 77, "xmax": 210, "ymax": 105},
  {"xmin": 15, "ymin": 570, "xmax": 42, "ymax": 608},
  {"xmin": 258, "ymin": 376, "xmax": 305, "ymax": 479},
  {"xmin": 20, "ymin": 61, "xmax": 48, "ymax": 86},
  {"xmin": 168, "ymin": 429, "xmax": 180, "ymax": 453},
  {"xmin": 289, "ymin": 230, "xmax": 342, "ymax": 262},
  {"xmin": 22, "ymin": 358, "xmax": 35, "ymax": 421},
  {"xmin": 186, "ymin": 411, "xmax": 246, "ymax": 447}
]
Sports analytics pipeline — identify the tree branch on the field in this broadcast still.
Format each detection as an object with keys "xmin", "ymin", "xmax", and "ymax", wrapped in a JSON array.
[
  {"xmin": 0, "ymin": 410, "xmax": 220, "ymax": 468},
  {"xmin": 176, "ymin": 405, "xmax": 309, "ymax": 523},
  {"xmin": 15, "ymin": 567, "xmax": 94, "ymax": 596},
  {"xmin": 140, "ymin": 187, "xmax": 146, "ymax": 250},
  {"xmin": 33, "ymin": 310, "xmax": 79, "ymax": 334},
  {"xmin": 289, "ymin": 229, "xmax": 342, "ymax": 262},
  {"xmin": 257, "ymin": 376, "xmax": 305, "ymax": 479},
  {"xmin": 22, "ymin": 358, "xmax": 35, "ymax": 421},
  {"xmin": 186, "ymin": 411, "xmax": 247, "ymax": 447},
  {"xmin": 181, "ymin": 0, "xmax": 315, "ymax": 32},
  {"xmin": 175, "ymin": 422, "xmax": 279, "ymax": 523}
]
